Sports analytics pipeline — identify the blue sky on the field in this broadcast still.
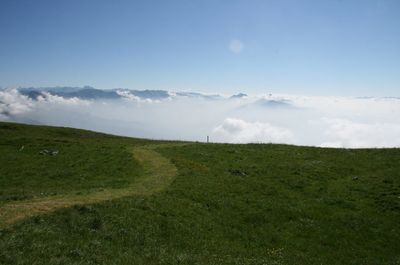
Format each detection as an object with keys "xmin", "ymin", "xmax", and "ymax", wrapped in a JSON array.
[{"xmin": 0, "ymin": 0, "xmax": 399, "ymax": 96}]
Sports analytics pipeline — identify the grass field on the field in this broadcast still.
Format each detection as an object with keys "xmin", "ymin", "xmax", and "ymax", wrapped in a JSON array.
[{"xmin": 0, "ymin": 122, "xmax": 399, "ymax": 264}]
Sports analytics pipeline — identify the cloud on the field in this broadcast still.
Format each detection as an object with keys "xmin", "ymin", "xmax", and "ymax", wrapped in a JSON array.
[
  {"xmin": 0, "ymin": 89, "xmax": 33, "ymax": 118},
  {"xmin": 229, "ymin": 39, "xmax": 244, "ymax": 54},
  {"xmin": 320, "ymin": 118, "xmax": 400, "ymax": 148},
  {"xmin": 115, "ymin": 90, "xmax": 159, "ymax": 103},
  {"xmin": 212, "ymin": 118, "xmax": 296, "ymax": 144},
  {"xmin": 37, "ymin": 92, "xmax": 91, "ymax": 105},
  {"xmin": 1, "ymin": 87, "xmax": 400, "ymax": 148}
]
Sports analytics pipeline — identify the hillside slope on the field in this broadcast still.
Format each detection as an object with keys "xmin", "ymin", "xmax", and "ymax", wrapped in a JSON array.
[{"xmin": 0, "ymin": 122, "xmax": 399, "ymax": 265}]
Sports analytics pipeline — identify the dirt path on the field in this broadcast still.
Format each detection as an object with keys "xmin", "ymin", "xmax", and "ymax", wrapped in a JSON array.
[{"xmin": 0, "ymin": 143, "xmax": 182, "ymax": 228}]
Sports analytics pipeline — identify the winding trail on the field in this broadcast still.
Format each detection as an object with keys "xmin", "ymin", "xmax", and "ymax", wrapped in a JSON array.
[{"xmin": 0, "ymin": 143, "xmax": 182, "ymax": 228}]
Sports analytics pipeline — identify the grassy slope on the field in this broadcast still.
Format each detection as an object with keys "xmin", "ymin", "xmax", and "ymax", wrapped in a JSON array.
[
  {"xmin": 0, "ymin": 122, "xmax": 145, "ymax": 203},
  {"xmin": 0, "ymin": 143, "xmax": 180, "ymax": 226},
  {"xmin": 0, "ymin": 122, "xmax": 400, "ymax": 264}
]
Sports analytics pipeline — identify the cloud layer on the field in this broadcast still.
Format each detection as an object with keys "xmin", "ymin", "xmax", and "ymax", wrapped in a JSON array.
[
  {"xmin": 213, "ymin": 118, "xmax": 296, "ymax": 144},
  {"xmin": 0, "ymin": 89, "xmax": 33, "ymax": 118},
  {"xmin": 1, "ymin": 87, "xmax": 400, "ymax": 148}
]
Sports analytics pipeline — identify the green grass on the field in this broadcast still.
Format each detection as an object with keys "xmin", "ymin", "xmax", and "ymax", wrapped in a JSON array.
[
  {"xmin": 0, "ymin": 122, "xmax": 146, "ymax": 203},
  {"xmin": 0, "ymin": 143, "xmax": 181, "ymax": 226},
  {"xmin": 0, "ymin": 121, "xmax": 400, "ymax": 264}
]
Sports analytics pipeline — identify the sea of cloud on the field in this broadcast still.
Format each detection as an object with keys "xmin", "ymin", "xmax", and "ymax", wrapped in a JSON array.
[{"xmin": 1, "ymin": 88, "xmax": 399, "ymax": 148}]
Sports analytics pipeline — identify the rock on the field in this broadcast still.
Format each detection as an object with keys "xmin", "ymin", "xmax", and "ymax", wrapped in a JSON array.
[
  {"xmin": 39, "ymin": 149, "xmax": 59, "ymax": 156},
  {"xmin": 228, "ymin": 169, "xmax": 247, "ymax": 177},
  {"xmin": 39, "ymin": 149, "xmax": 50, "ymax": 155}
]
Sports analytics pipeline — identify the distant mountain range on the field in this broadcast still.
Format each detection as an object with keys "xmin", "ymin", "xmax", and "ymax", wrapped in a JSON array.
[
  {"xmin": 16, "ymin": 86, "xmax": 224, "ymax": 101},
  {"xmin": 15, "ymin": 87, "xmax": 299, "ymax": 108},
  {"xmin": 0, "ymin": 86, "xmax": 298, "ymax": 123}
]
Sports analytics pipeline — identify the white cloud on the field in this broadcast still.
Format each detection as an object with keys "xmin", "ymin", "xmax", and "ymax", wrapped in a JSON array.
[
  {"xmin": 1, "ymin": 88, "xmax": 400, "ymax": 148},
  {"xmin": 212, "ymin": 118, "xmax": 296, "ymax": 144},
  {"xmin": 229, "ymin": 39, "xmax": 244, "ymax": 54},
  {"xmin": 115, "ymin": 90, "xmax": 159, "ymax": 103},
  {"xmin": 0, "ymin": 88, "xmax": 90, "ymax": 122},
  {"xmin": 0, "ymin": 89, "xmax": 33, "ymax": 118},
  {"xmin": 37, "ymin": 92, "xmax": 90, "ymax": 105},
  {"xmin": 320, "ymin": 118, "xmax": 400, "ymax": 148}
]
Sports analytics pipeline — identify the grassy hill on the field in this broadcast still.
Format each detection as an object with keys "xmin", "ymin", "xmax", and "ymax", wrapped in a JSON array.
[{"xmin": 0, "ymin": 122, "xmax": 399, "ymax": 265}]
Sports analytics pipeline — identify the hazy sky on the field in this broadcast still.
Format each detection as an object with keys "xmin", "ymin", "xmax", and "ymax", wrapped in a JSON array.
[{"xmin": 1, "ymin": 0, "xmax": 399, "ymax": 96}]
